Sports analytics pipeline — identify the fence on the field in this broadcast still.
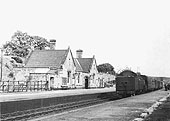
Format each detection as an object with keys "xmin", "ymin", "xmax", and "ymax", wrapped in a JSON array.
[{"xmin": 0, "ymin": 81, "xmax": 48, "ymax": 93}]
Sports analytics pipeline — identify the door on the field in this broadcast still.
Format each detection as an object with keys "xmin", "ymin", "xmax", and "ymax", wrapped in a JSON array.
[
  {"xmin": 85, "ymin": 77, "xmax": 89, "ymax": 89},
  {"xmin": 50, "ymin": 77, "xmax": 54, "ymax": 89}
]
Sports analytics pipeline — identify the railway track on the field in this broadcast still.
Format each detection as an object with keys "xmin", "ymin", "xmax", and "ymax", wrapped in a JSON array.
[{"xmin": 1, "ymin": 97, "xmax": 114, "ymax": 121}]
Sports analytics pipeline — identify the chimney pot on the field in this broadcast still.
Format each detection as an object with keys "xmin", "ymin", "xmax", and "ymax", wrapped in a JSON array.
[
  {"xmin": 76, "ymin": 49, "xmax": 83, "ymax": 58},
  {"xmin": 49, "ymin": 39, "xmax": 56, "ymax": 50}
]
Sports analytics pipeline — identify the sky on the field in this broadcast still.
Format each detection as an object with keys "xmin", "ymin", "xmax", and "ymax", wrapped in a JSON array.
[{"xmin": 0, "ymin": 0, "xmax": 170, "ymax": 77}]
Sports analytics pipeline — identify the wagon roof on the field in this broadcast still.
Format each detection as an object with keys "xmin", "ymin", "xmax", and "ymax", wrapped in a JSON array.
[{"xmin": 118, "ymin": 70, "xmax": 137, "ymax": 77}]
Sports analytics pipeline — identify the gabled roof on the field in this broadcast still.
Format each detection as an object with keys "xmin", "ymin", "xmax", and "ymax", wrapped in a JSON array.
[
  {"xmin": 25, "ymin": 49, "xmax": 68, "ymax": 68},
  {"xmin": 75, "ymin": 58, "xmax": 94, "ymax": 73}
]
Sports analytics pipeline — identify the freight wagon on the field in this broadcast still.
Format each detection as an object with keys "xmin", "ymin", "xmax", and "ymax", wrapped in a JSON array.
[
  {"xmin": 116, "ymin": 76, "xmax": 146, "ymax": 96},
  {"xmin": 116, "ymin": 70, "xmax": 163, "ymax": 97},
  {"xmin": 116, "ymin": 70, "xmax": 146, "ymax": 96}
]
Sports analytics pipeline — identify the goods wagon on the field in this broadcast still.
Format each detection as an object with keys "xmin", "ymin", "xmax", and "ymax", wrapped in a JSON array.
[
  {"xmin": 155, "ymin": 77, "xmax": 163, "ymax": 89},
  {"xmin": 160, "ymin": 81, "xmax": 163, "ymax": 89},
  {"xmin": 147, "ymin": 76, "xmax": 156, "ymax": 91},
  {"xmin": 116, "ymin": 70, "xmax": 164, "ymax": 97},
  {"xmin": 116, "ymin": 70, "xmax": 146, "ymax": 96},
  {"xmin": 140, "ymin": 75, "xmax": 149, "ymax": 90},
  {"xmin": 155, "ymin": 79, "xmax": 159, "ymax": 90},
  {"xmin": 116, "ymin": 76, "xmax": 146, "ymax": 96},
  {"xmin": 116, "ymin": 77, "xmax": 136, "ymax": 96},
  {"xmin": 141, "ymin": 76, "xmax": 163, "ymax": 91}
]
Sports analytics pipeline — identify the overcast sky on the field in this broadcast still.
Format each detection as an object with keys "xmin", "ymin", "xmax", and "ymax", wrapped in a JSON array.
[{"xmin": 0, "ymin": 0, "xmax": 170, "ymax": 77}]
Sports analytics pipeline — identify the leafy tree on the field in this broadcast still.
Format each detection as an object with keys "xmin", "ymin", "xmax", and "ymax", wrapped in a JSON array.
[
  {"xmin": 31, "ymin": 36, "xmax": 50, "ymax": 50},
  {"xmin": 3, "ymin": 31, "xmax": 50, "ymax": 58},
  {"xmin": 97, "ymin": 63, "xmax": 116, "ymax": 75}
]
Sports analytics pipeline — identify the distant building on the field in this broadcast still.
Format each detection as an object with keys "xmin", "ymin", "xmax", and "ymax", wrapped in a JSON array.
[{"xmin": 98, "ymin": 73, "xmax": 115, "ymax": 83}]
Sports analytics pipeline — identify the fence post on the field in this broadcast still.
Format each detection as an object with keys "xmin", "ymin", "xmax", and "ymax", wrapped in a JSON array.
[
  {"xmin": 28, "ymin": 81, "xmax": 30, "ymax": 91},
  {"xmin": 31, "ymin": 81, "xmax": 34, "ymax": 91},
  {"xmin": 21, "ymin": 84, "xmax": 24, "ymax": 92},
  {"xmin": 34, "ymin": 81, "xmax": 35, "ymax": 91},
  {"xmin": 13, "ymin": 81, "xmax": 15, "ymax": 92},
  {"xmin": 38, "ymin": 81, "xmax": 39, "ymax": 91},
  {"xmin": 30, "ymin": 81, "xmax": 32, "ymax": 91},
  {"xmin": 8, "ymin": 80, "xmax": 10, "ymax": 92},
  {"xmin": 18, "ymin": 81, "xmax": 19, "ymax": 92},
  {"xmin": 2, "ymin": 81, "xmax": 4, "ymax": 92},
  {"xmin": 26, "ymin": 81, "xmax": 28, "ymax": 92},
  {"xmin": 41, "ymin": 81, "xmax": 42, "ymax": 91},
  {"xmin": 30, "ymin": 81, "xmax": 32, "ymax": 92},
  {"xmin": 0, "ymin": 82, "xmax": 3, "ymax": 92},
  {"xmin": 37, "ymin": 81, "xmax": 39, "ymax": 91}
]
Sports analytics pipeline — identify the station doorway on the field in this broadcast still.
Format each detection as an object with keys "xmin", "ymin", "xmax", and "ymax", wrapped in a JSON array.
[
  {"xmin": 85, "ymin": 77, "xmax": 89, "ymax": 89},
  {"xmin": 50, "ymin": 77, "xmax": 54, "ymax": 90}
]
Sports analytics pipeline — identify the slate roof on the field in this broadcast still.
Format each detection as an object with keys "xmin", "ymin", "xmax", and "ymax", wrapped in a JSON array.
[
  {"xmin": 25, "ymin": 49, "xmax": 68, "ymax": 68},
  {"xmin": 75, "ymin": 58, "xmax": 93, "ymax": 73},
  {"xmin": 74, "ymin": 59, "xmax": 83, "ymax": 72}
]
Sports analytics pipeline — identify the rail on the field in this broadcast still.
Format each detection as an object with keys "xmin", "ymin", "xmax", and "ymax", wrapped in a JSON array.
[{"xmin": 0, "ymin": 81, "xmax": 47, "ymax": 93}]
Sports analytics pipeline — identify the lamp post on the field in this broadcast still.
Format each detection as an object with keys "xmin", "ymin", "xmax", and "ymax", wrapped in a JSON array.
[{"xmin": 0, "ymin": 48, "xmax": 3, "ymax": 82}]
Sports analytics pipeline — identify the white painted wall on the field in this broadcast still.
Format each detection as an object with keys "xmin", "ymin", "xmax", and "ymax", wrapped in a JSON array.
[
  {"xmin": 74, "ymin": 72, "xmax": 86, "ymax": 88},
  {"xmin": 89, "ymin": 58, "xmax": 99, "ymax": 88},
  {"xmin": 62, "ymin": 49, "xmax": 76, "ymax": 88}
]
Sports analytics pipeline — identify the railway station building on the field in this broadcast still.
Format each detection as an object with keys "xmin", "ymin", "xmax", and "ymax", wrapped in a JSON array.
[{"xmin": 14, "ymin": 40, "xmax": 103, "ymax": 90}]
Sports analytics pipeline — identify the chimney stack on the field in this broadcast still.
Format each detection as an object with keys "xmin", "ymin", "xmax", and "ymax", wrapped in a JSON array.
[
  {"xmin": 76, "ymin": 49, "xmax": 83, "ymax": 58},
  {"xmin": 49, "ymin": 39, "xmax": 56, "ymax": 50}
]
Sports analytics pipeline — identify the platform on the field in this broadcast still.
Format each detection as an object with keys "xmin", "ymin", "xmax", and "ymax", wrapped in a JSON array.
[
  {"xmin": 0, "ymin": 87, "xmax": 115, "ymax": 102},
  {"xmin": 0, "ymin": 87, "xmax": 116, "ymax": 120}
]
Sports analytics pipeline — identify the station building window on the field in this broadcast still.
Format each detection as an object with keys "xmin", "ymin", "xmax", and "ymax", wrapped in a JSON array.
[{"xmin": 67, "ymin": 71, "xmax": 71, "ymax": 83}]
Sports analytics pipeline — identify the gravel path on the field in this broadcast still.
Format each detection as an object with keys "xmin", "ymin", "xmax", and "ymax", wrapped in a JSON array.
[{"xmin": 31, "ymin": 90, "xmax": 169, "ymax": 121}]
